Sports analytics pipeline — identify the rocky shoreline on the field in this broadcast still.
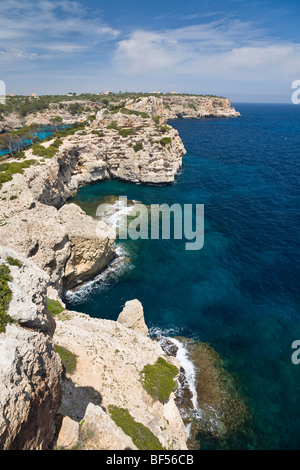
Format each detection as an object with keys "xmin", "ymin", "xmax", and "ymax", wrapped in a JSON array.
[
  {"xmin": 0, "ymin": 94, "xmax": 240, "ymax": 134},
  {"xmin": 0, "ymin": 95, "xmax": 243, "ymax": 450}
]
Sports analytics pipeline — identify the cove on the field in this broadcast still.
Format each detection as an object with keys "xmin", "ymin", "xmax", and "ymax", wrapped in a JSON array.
[
  {"xmin": 0, "ymin": 125, "xmax": 70, "ymax": 156},
  {"xmin": 66, "ymin": 103, "xmax": 300, "ymax": 450}
]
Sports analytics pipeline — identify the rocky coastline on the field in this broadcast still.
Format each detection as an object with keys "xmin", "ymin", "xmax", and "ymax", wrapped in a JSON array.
[{"xmin": 0, "ymin": 95, "xmax": 244, "ymax": 450}]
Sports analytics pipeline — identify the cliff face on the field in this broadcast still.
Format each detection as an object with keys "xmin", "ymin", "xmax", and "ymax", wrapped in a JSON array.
[
  {"xmin": 162, "ymin": 95, "xmax": 240, "ymax": 119},
  {"xmin": 0, "ymin": 94, "xmax": 240, "ymax": 133},
  {"xmin": 0, "ymin": 94, "xmax": 243, "ymax": 450},
  {"xmin": 54, "ymin": 306, "xmax": 187, "ymax": 450},
  {"xmin": 0, "ymin": 98, "xmax": 186, "ymax": 293},
  {"xmin": 0, "ymin": 245, "xmax": 187, "ymax": 450},
  {"xmin": 0, "ymin": 99, "xmax": 189, "ymax": 449},
  {"xmin": 0, "ymin": 247, "xmax": 62, "ymax": 450}
]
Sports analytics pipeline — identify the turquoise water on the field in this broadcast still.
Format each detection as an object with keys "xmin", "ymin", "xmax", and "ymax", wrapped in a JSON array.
[
  {"xmin": 66, "ymin": 104, "xmax": 300, "ymax": 450},
  {"xmin": 0, "ymin": 126, "xmax": 67, "ymax": 156}
]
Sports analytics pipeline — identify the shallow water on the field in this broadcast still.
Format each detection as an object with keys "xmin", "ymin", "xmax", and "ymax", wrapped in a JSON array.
[
  {"xmin": 0, "ymin": 126, "xmax": 68, "ymax": 156},
  {"xmin": 67, "ymin": 104, "xmax": 300, "ymax": 450}
]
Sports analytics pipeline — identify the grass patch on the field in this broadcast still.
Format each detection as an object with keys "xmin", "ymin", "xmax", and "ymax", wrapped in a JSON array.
[
  {"xmin": 141, "ymin": 357, "xmax": 179, "ymax": 403},
  {"xmin": 32, "ymin": 143, "xmax": 58, "ymax": 158},
  {"xmin": 107, "ymin": 120, "xmax": 138, "ymax": 138},
  {"xmin": 0, "ymin": 264, "xmax": 14, "ymax": 333},
  {"xmin": 119, "ymin": 108, "xmax": 150, "ymax": 119},
  {"xmin": 6, "ymin": 256, "xmax": 23, "ymax": 268},
  {"xmin": 47, "ymin": 298, "xmax": 65, "ymax": 317},
  {"xmin": 108, "ymin": 406, "xmax": 164, "ymax": 450},
  {"xmin": 0, "ymin": 159, "xmax": 37, "ymax": 189},
  {"xmin": 55, "ymin": 344, "xmax": 77, "ymax": 375},
  {"xmin": 91, "ymin": 130, "xmax": 104, "ymax": 137}
]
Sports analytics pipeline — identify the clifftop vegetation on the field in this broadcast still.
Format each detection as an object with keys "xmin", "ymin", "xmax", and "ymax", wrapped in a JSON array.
[{"xmin": 0, "ymin": 92, "xmax": 225, "ymax": 119}]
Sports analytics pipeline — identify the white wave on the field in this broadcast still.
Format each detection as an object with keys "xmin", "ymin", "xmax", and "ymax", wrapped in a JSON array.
[
  {"xmin": 97, "ymin": 198, "xmax": 138, "ymax": 231},
  {"xmin": 150, "ymin": 328, "xmax": 202, "ymax": 423},
  {"xmin": 66, "ymin": 197, "xmax": 140, "ymax": 305},
  {"xmin": 168, "ymin": 337, "xmax": 200, "ymax": 413},
  {"xmin": 148, "ymin": 325, "xmax": 181, "ymax": 338}
]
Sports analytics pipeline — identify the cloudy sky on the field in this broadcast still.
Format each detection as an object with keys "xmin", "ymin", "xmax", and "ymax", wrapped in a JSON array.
[{"xmin": 1, "ymin": 0, "xmax": 300, "ymax": 101}]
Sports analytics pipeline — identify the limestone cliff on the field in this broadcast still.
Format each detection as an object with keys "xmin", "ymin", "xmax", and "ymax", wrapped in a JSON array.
[
  {"xmin": 0, "ymin": 94, "xmax": 240, "ymax": 133},
  {"xmin": 0, "ymin": 98, "xmax": 186, "ymax": 293},
  {"xmin": 0, "ymin": 94, "xmax": 241, "ymax": 450},
  {"xmin": 0, "ymin": 246, "xmax": 62, "ymax": 450},
  {"xmin": 0, "ymin": 245, "xmax": 187, "ymax": 450},
  {"xmin": 162, "ymin": 95, "xmax": 240, "ymax": 119},
  {"xmin": 54, "ymin": 307, "xmax": 187, "ymax": 450}
]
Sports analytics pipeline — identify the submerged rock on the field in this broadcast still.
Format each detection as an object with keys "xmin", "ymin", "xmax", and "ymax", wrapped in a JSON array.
[{"xmin": 158, "ymin": 336, "xmax": 250, "ymax": 448}]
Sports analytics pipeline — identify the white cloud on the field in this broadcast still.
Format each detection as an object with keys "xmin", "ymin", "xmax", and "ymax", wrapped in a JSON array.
[
  {"xmin": 0, "ymin": 0, "xmax": 119, "ymax": 64},
  {"xmin": 114, "ymin": 20, "xmax": 300, "ymax": 83}
]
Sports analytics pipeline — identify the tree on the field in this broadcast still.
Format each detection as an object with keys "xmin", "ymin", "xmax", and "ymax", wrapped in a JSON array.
[
  {"xmin": 68, "ymin": 102, "xmax": 83, "ymax": 116},
  {"xmin": 0, "ymin": 134, "xmax": 15, "ymax": 156}
]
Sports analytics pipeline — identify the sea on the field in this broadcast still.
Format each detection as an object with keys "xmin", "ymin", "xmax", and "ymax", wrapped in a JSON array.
[{"xmin": 65, "ymin": 103, "xmax": 300, "ymax": 450}]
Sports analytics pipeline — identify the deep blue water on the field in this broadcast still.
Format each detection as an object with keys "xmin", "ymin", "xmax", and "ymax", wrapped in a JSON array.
[{"xmin": 67, "ymin": 104, "xmax": 300, "ymax": 450}]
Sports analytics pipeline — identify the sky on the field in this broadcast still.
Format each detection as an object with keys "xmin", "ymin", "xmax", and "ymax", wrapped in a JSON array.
[{"xmin": 0, "ymin": 0, "xmax": 300, "ymax": 102}]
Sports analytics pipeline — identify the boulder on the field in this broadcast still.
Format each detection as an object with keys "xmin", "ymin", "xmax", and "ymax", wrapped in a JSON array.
[
  {"xmin": 56, "ymin": 416, "xmax": 80, "ymax": 450},
  {"xmin": 80, "ymin": 403, "xmax": 137, "ymax": 450},
  {"xmin": 117, "ymin": 299, "xmax": 148, "ymax": 336},
  {"xmin": 58, "ymin": 203, "xmax": 115, "ymax": 290}
]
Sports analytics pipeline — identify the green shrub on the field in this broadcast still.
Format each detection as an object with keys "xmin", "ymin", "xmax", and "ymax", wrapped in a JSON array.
[
  {"xmin": 108, "ymin": 406, "xmax": 164, "ymax": 450},
  {"xmin": 120, "ymin": 108, "xmax": 150, "ymax": 119},
  {"xmin": 133, "ymin": 142, "xmax": 143, "ymax": 153},
  {"xmin": 141, "ymin": 357, "xmax": 179, "ymax": 403},
  {"xmin": 91, "ymin": 130, "xmax": 104, "ymax": 137},
  {"xmin": 160, "ymin": 125, "xmax": 169, "ymax": 134},
  {"xmin": 188, "ymin": 103, "xmax": 197, "ymax": 111},
  {"xmin": 32, "ymin": 143, "xmax": 58, "ymax": 158},
  {"xmin": 0, "ymin": 264, "xmax": 13, "ymax": 333},
  {"xmin": 52, "ymin": 138, "xmax": 63, "ymax": 148},
  {"xmin": 107, "ymin": 120, "xmax": 119, "ymax": 131},
  {"xmin": 47, "ymin": 298, "xmax": 65, "ymax": 317},
  {"xmin": 6, "ymin": 256, "xmax": 23, "ymax": 268},
  {"xmin": 44, "ymin": 146, "xmax": 58, "ymax": 158},
  {"xmin": 32, "ymin": 143, "xmax": 47, "ymax": 156},
  {"xmin": 68, "ymin": 102, "xmax": 84, "ymax": 115},
  {"xmin": 160, "ymin": 137, "xmax": 172, "ymax": 146},
  {"xmin": 14, "ymin": 151, "xmax": 25, "ymax": 160},
  {"xmin": 106, "ymin": 120, "xmax": 139, "ymax": 138},
  {"xmin": 152, "ymin": 115, "xmax": 161, "ymax": 125},
  {"xmin": 55, "ymin": 344, "xmax": 77, "ymax": 375},
  {"xmin": 118, "ymin": 127, "xmax": 136, "ymax": 138},
  {"xmin": 0, "ymin": 163, "xmax": 11, "ymax": 172}
]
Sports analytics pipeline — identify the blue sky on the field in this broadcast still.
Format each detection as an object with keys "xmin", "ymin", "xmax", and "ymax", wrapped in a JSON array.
[{"xmin": 0, "ymin": 0, "xmax": 300, "ymax": 102}]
